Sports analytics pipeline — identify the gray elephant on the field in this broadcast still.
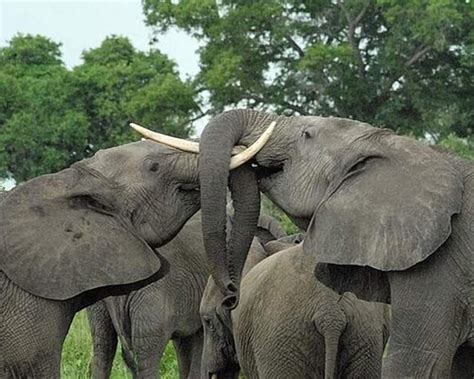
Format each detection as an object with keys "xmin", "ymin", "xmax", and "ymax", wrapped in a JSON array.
[
  {"xmin": 136, "ymin": 109, "xmax": 473, "ymax": 377},
  {"xmin": 200, "ymin": 237, "xmax": 390, "ymax": 379},
  {"xmin": 87, "ymin": 211, "xmax": 285, "ymax": 379},
  {"xmin": 0, "ymin": 140, "xmax": 208, "ymax": 377}
]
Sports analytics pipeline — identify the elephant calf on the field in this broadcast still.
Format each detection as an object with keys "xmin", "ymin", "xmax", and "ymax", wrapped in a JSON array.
[
  {"xmin": 200, "ymin": 238, "xmax": 390, "ymax": 379},
  {"xmin": 88, "ymin": 212, "xmax": 285, "ymax": 378}
]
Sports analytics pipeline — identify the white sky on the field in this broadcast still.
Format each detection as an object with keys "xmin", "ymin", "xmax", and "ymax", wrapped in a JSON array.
[
  {"xmin": 0, "ymin": 0, "xmax": 200, "ymax": 78},
  {"xmin": 0, "ymin": 0, "xmax": 208, "ymax": 189}
]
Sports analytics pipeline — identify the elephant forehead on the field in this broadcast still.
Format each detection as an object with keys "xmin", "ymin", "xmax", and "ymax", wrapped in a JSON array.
[
  {"xmin": 85, "ymin": 141, "xmax": 184, "ymax": 178},
  {"xmin": 306, "ymin": 116, "xmax": 376, "ymax": 145}
]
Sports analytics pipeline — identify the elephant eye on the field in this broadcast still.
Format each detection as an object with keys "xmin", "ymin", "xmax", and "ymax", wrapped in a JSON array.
[
  {"xmin": 301, "ymin": 129, "xmax": 312, "ymax": 139},
  {"xmin": 149, "ymin": 162, "xmax": 159, "ymax": 172}
]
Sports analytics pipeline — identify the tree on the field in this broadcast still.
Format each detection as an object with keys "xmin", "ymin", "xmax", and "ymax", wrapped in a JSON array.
[
  {"xmin": 71, "ymin": 35, "xmax": 199, "ymax": 149},
  {"xmin": 0, "ymin": 34, "xmax": 200, "ymax": 182},
  {"xmin": 143, "ymin": 0, "xmax": 473, "ymax": 145},
  {"xmin": 0, "ymin": 34, "xmax": 89, "ymax": 181}
]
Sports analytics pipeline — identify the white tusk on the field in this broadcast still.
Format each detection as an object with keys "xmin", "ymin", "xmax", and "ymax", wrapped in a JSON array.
[
  {"xmin": 229, "ymin": 121, "xmax": 275, "ymax": 170},
  {"xmin": 211, "ymin": 374, "xmax": 217, "ymax": 379},
  {"xmin": 130, "ymin": 122, "xmax": 246, "ymax": 155},
  {"xmin": 130, "ymin": 122, "xmax": 201, "ymax": 153}
]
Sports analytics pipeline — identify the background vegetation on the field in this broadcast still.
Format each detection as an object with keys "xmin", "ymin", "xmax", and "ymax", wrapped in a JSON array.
[
  {"xmin": 1, "ymin": 0, "xmax": 472, "ymax": 376},
  {"xmin": 1, "ymin": 0, "xmax": 472, "ymax": 186}
]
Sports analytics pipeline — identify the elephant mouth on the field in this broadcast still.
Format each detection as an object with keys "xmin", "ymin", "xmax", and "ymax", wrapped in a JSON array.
[{"xmin": 255, "ymin": 163, "xmax": 284, "ymax": 186}]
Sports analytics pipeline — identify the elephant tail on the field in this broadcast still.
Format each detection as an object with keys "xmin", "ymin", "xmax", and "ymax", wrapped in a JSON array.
[{"xmin": 314, "ymin": 302, "xmax": 347, "ymax": 379}]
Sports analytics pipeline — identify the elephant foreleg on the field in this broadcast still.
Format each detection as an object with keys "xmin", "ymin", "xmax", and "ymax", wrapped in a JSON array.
[
  {"xmin": 130, "ymin": 324, "xmax": 169, "ymax": 379},
  {"xmin": 173, "ymin": 329, "xmax": 204, "ymax": 379},
  {"xmin": 87, "ymin": 302, "xmax": 118, "ymax": 379},
  {"xmin": 383, "ymin": 270, "xmax": 463, "ymax": 378}
]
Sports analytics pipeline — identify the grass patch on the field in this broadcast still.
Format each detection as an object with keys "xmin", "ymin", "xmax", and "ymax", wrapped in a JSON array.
[{"xmin": 61, "ymin": 311, "xmax": 179, "ymax": 378}]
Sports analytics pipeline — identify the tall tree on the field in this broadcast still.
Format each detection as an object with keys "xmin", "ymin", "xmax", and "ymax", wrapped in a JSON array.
[
  {"xmin": 73, "ymin": 35, "xmax": 199, "ymax": 148},
  {"xmin": 0, "ymin": 34, "xmax": 89, "ymax": 181},
  {"xmin": 143, "ymin": 0, "xmax": 473, "ymax": 143},
  {"xmin": 0, "ymin": 34, "xmax": 200, "ymax": 182}
]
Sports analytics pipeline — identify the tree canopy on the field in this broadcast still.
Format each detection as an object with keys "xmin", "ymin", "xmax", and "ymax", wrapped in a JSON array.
[
  {"xmin": 1, "ymin": 1, "xmax": 472, "ymax": 183},
  {"xmin": 0, "ymin": 34, "xmax": 199, "ymax": 182},
  {"xmin": 143, "ymin": 0, "xmax": 473, "ymax": 146}
]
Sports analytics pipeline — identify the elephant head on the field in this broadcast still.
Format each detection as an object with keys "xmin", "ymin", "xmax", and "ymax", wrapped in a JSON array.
[{"xmin": 0, "ymin": 140, "xmax": 201, "ymax": 302}]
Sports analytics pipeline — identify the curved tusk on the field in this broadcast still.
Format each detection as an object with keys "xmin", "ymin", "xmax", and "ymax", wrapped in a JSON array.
[
  {"xmin": 130, "ymin": 122, "xmax": 246, "ymax": 155},
  {"xmin": 211, "ymin": 374, "xmax": 217, "ymax": 379},
  {"xmin": 229, "ymin": 121, "xmax": 275, "ymax": 170},
  {"xmin": 130, "ymin": 122, "xmax": 201, "ymax": 153}
]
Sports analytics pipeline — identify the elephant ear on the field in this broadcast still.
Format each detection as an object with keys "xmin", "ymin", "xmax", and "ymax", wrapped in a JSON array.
[
  {"xmin": 304, "ymin": 136, "xmax": 463, "ymax": 271},
  {"xmin": 0, "ymin": 168, "xmax": 163, "ymax": 300}
]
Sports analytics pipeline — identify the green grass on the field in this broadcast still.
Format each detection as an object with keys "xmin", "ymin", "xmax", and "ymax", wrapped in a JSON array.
[{"xmin": 61, "ymin": 311, "xmax": 179, "ymax": 378}]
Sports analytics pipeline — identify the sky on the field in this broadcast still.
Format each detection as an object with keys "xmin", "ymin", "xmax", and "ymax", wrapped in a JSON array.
[
  {"xmin": 0, "ymin": 0, "xmax": 207, "ymax": 189},
  {"xmin": 0, "ymin": 0, "xmax": 200, "ymax": 78}
]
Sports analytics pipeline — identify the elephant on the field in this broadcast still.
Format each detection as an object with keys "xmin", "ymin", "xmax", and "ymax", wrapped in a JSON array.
[
  {"xmin": 137, "ymin": 109, "xmax": 473, "ymax": 377},
  {"xmin": 200, "ymin": 236, "xmax": 390, "ymax": 379},
  {"xmin": 0, "ymin": 140, "xmax": 209, "ymax": 377},
  {"xmin": 87, "ymin": 210, "xmax": 285, "ymax": 379}
]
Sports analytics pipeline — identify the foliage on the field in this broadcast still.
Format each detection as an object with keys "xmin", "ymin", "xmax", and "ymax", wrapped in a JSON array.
[
  {"xmin": 143, "ymin": 0, "xmax": 473, "ymax": 141},
  {"xmin": 0, "ymin": 34, "xmax": 199, "ymax": 182},
  {"xmin": 262, "ymin": 196, "xmax": 300, "ymax": 235},
  {"xmin": 438, "ymin": 134, "xmax": 474, "ymax": 160},
  {"xmin": 61, "ymin": 311, "xmax": 178, "ymax": 378}
]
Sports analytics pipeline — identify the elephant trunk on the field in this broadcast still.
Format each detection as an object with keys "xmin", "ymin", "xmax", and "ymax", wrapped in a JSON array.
[{"xmin": 199, "ymin": 109, "xmax": 280, "ymax": 307}]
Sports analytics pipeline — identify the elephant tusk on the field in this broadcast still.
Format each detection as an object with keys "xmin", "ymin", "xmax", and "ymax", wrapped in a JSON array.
[
  {"xmin": 211, "ymin": 374, "xmax": 217, "ymax": 379},
  {"xmin": 130, "ymin": 122, "xmax": 246, "ymax": 155},
  {"xmin": 229, "ymin": 121, "xmax": 275, "ymax": 170},
  {"xmin": 130, "ymin": 122, "xmax": 201, "ymax": 153},
  {"xmin": 130, "ymin": 120, "xmax": 275, "ymax": 169}
]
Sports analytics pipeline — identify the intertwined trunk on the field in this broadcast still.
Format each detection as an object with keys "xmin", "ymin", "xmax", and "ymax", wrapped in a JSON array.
[{"xmin": 199, "ymin": 109, "xmax": 281, "ymax": 307}]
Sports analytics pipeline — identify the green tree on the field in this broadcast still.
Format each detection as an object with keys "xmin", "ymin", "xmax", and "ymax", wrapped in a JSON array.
[
  {"xmin": 0, "ymin": 34, "xmax": 89, "ymax": 181},
  {"xmin": 72, "ymin": 35, "xmax": 199, "ymax": 148},
  {"xmin": 0, "ymin": 34, "xmax": 200, "ymax": 182},
  {"xmin": 143, "ymin": 0, "xmax": 473, "ymax": 142}
]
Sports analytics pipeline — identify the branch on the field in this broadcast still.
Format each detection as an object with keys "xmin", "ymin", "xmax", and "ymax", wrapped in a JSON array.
[
  {"xmin": 188, "ymin": 110, "xmax": 210, "ymax": 124},
  {"xmin": 371, "ymin": 45, "xmax": 433, "ymax": 110},
  {"xmin": 249, "ymin": 95, "xmax": 308, "ymax": 115},
  {"xmin": 354, "ymin": 1, "xmax": 371, "ymax": 26},
  {"xmin": 177, "ymin": 109, "xmax": 211, "ymax": 132},
  {"xmin": 285, "ymin": 34, "xmax": 305, "ymax": 58},
  {"xmin": 405, "ymin": 45, "xmax": 431, "ymax": 68},
  {"xmin": 337, "ymin": 0, "xmax": 370, "ymax": 79}
]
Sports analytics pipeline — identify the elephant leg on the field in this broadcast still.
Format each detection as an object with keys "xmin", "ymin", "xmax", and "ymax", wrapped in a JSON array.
[
  {"xmin": 173, "ymin": 329, "xmax": 204, "ymax": 379},
  {"xmin": 130, "ymin": 325, "xmax": 169, "ymax": 379},
  {"xmin": 87, "ymin": 301, "xmax": 118, "ymax": 379},
  {"xmin": 383, "ymin": 270, "xmax": 462, "ymax": 378},
  {"xmin": 0, "ymin": 275, "xmax": 73, "ymax": 378}
]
